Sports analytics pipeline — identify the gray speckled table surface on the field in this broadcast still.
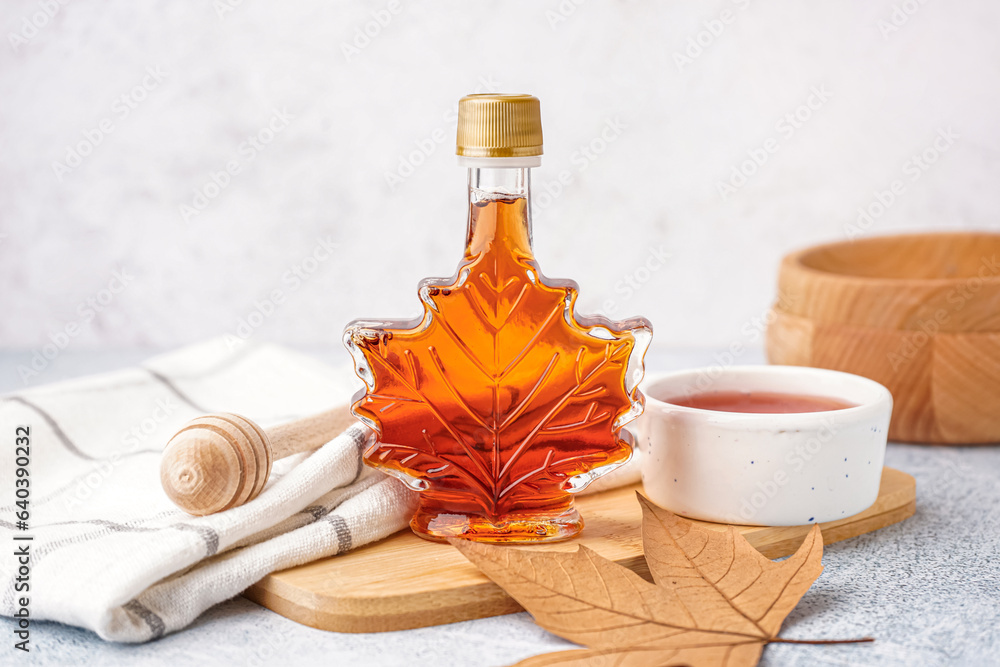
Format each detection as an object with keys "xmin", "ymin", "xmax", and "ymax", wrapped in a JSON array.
[{"xmin": 2, "ymin": 348, "xmax": 999, "ymax": 667}]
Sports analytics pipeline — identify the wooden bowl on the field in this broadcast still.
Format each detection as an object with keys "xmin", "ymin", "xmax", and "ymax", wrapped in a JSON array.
[{"xmin": 766, "ymin": 232, "xmax": 1000, "ymax": 444}]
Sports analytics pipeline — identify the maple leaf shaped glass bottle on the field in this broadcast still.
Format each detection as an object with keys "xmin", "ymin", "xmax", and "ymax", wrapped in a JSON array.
[{"xmin": 345, "ymin": 94, "xmax": 652, "ymax": 542}]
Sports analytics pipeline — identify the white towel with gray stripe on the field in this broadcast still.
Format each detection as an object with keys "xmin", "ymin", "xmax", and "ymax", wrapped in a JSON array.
[
  {"xmin": 0, "ymin": 339, "xmax": 417, "ymax": 642},
  {"xmin": 0, "ymin": 338, "xmax": 641, "ymax": 643}
]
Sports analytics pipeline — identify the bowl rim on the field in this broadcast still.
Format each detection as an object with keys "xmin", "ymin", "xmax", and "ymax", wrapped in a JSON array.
[
  {"xmin": 641, "ymin": 364, "xmax": 893, "ymax": 421},
  {"xmin": 785, "ymin": 230, "xmax": 1000, "ymax": 286}
]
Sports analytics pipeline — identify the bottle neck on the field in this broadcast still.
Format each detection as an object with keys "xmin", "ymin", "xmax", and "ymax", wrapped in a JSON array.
[
  {"xmin": 468, "ymin": 167, "xmax": 531, "ymax": 202},
  {"xmin": 465, "ymin": 167, "xmax": 533, "ymax": 259}
]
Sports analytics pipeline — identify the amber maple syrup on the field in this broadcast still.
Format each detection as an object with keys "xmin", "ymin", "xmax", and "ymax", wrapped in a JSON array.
[{"xmin": 665, "ymin": 390, "xmax": 856, "ymax": 414}]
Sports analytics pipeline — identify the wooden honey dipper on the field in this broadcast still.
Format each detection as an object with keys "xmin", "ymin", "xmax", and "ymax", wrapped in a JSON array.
[{"xmin": 160, "ymin": 405, "xmax": 358, "ymax": 516}]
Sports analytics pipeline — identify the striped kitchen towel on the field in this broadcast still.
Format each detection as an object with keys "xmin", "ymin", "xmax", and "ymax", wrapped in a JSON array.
[
  {"xmin": 0, "ymin": 338, "xmax": 642, "ymax": 643},
  {"xmin": 0, "ymin": 339, "xmax": 417, "ymax": 642}
]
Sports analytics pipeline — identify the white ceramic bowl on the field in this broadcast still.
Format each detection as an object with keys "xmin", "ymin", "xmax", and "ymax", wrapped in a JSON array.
[{"xmin": 632, "ymin": 365, "xmax": 893, "ymax": 526}]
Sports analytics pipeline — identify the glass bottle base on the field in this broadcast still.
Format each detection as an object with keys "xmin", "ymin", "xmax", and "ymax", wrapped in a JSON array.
[{"xmin": 410, "ymin": 506, "xmax": 583, "ymax": 544}]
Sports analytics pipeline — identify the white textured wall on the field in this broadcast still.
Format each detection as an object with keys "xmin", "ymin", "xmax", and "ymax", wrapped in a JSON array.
[{"xmin": 1, "ymin": 0, "xmax": 998, "ymax": 354}]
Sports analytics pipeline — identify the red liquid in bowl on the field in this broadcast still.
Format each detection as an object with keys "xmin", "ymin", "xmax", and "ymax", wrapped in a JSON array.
[{"xmin": 664, "ymin": 390, "xmax": 856, "ymax": 414}]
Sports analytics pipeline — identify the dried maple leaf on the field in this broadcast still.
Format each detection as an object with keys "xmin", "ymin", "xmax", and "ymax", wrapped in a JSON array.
[
  {"xmin": 452, "ymin": 494, "xmax": 871, "ymax": 667},
  {"xmin": 345, "ymin": 197, "xmax": 651, "ymax": 528}
]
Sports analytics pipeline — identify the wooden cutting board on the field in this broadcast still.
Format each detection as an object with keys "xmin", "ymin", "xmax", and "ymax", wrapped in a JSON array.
[{"xmin": 244, "ymin": 466, "xmax": 915, "ymax": 633}]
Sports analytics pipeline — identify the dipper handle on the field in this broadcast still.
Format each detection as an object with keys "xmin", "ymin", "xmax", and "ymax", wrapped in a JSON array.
[
  {"xmin": 266, "ymin": 408, "xmax": 358, "ymax": 460},
  {"xmin": 160, "ymin": 404, "xmax": 358, "ymax": 516}
]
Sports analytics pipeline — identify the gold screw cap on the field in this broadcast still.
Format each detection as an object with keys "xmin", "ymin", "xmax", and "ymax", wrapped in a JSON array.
[{"xmin": 456, "ymin": 94, "xmax": 543, "ymax": 158}]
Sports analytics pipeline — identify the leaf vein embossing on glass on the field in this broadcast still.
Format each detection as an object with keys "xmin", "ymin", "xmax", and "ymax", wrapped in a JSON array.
[{"xmin": 346, "ymin": 186, "xmax": 650, "ymax": 542}]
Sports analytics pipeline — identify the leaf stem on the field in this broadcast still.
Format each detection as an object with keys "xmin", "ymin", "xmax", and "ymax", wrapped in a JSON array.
[{"xmin": 771, "ymin": 637, "xmax": 875, "ymax": 645}]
